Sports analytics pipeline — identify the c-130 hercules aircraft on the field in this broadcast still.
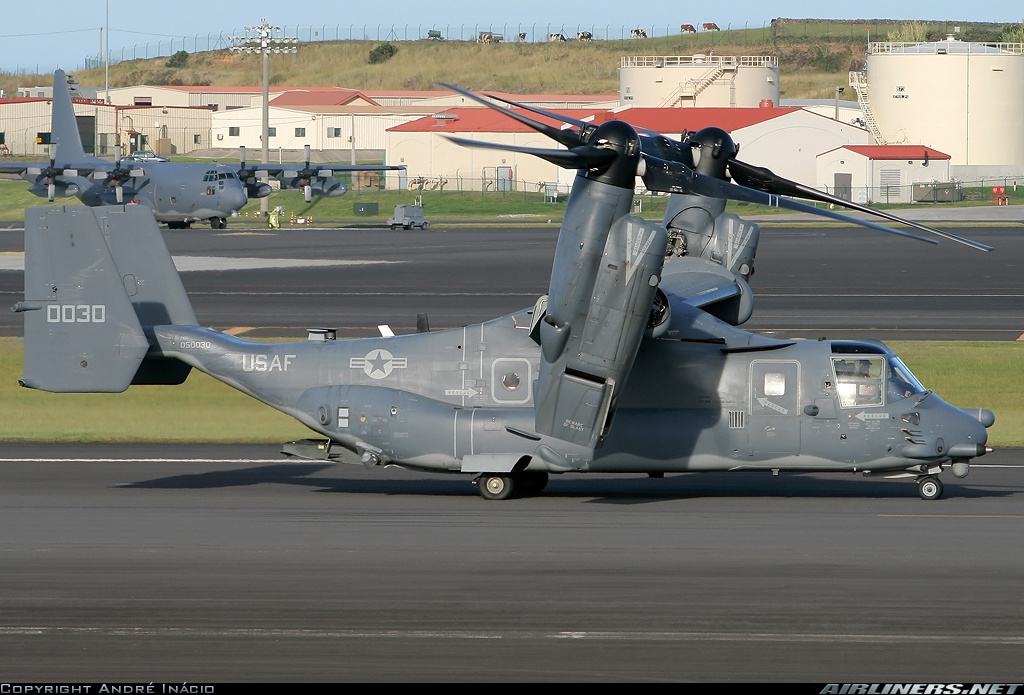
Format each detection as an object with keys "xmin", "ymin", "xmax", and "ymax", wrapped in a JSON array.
[
  {"xmin": 16, "ymin": 86, "xmax": 995, "ymax": 501},
  {"xmin": 0, "ymin": 71, "xmax": 404, "ymax": 229}
]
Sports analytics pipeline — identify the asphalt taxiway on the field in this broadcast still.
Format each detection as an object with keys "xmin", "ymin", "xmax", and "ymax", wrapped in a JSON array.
[
  {"xmin": 0, "ymin": 216, "xmax": 1022, "ymax": 680},
  {"xmin": 1, "ymin": 442, "xmax": 1023, "ymax": 681},
  {"xmin": 0, "ymin": 221, "xmax": 1021, "ymax": 340}
]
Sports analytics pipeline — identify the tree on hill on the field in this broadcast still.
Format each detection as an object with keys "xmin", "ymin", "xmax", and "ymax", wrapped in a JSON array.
[
  {"xmin": 368, "ymin": 42, "xmax": 398, "ymax": 64},
  {"xmin": 165, "ymin": 50, "xmax": 189, "ymax": 69}
]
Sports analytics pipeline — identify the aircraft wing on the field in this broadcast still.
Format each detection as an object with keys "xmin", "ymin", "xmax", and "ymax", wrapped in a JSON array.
[
  {"xmin": 256, "ymin": 163, "xmax": 403, "ymax": 176},
  {"xmin": 0, "ymin": 161, "xmax": 112, "ymax": 178},
  {"xmin": 237, "ymin": 146, "xmax": 406, "ymax": 200}
]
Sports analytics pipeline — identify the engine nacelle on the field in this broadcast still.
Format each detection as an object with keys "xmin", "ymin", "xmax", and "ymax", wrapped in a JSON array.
[
  {"xmin": 664, "ymin": 194, "xmax": 760, "ymax": 280},
  {"xmin": 246, "ymin": 182, "xmax": 273, "ymax": 198},
  {"xmin": 28, "ymin": 182, "xmax": 79, "ymax": 199},
  {"xmin": 313, "ymin": 179, "xmax": 348, "ymax": 197},
  {"xmin": 535, "ymin": 212, "xmax": 668, "ymax": 448}
]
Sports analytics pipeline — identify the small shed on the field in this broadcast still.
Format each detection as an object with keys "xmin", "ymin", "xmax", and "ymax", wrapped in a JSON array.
[{"xmin": 816, "ymin": 145, "xmax": 951, "ymax": 204}]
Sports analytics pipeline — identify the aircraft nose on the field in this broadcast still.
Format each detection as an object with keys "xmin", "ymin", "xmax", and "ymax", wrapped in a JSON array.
[
  {"xmin": 226, "ymin": 185, "xmax": 247, "ymax": 212},
  {"xmin": 944, "ymin": 407, "xmax": 992, "ymax": 459}
]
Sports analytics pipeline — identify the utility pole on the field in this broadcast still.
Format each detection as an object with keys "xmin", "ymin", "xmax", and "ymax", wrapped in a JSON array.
[
  {"xmin": 230, "ymin": 20, "xmax": 299, "ymax": 217},
  {"xmin": 104, "ymin": 0, "xmax": 109, "ymax": 103}
]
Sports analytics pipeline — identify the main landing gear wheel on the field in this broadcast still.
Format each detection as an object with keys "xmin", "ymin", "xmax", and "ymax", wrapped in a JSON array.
[
  {"xmin": 515, "ymin": 471, "xmax": 549, "ymax": 496},
  {"xmin": 477, "ymin": 474, "xmax": 515, "ymax": 500},
  {"xmin": 210, "ymin": 217, "xmax": 226, "ymax": 230},
  {"xmin": 918, "ymin": 476, "xmax": 944, "ymax": 500}
]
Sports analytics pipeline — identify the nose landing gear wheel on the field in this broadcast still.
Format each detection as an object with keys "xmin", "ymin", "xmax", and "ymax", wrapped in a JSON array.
[
  {"xmin": 918, "ymin": 476, "xmax": 943, "ymax": 500},
  {"xmin": 477, "ymin": 474, "xmax": 515, "ymax": 500}
]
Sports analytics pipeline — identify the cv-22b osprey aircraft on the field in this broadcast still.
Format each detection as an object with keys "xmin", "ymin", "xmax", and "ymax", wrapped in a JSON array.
[
  {"xmin": 15, "ymin": 87, "xmax": 995, "ymax": 501},
  {"xmin": 0, "ymin": 71, "xmax": 404, "ymax": 229}
]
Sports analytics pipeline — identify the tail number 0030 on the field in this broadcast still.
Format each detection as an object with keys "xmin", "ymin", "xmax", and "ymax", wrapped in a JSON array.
[{"xmin": 46, "ymin": 304, "xmax": 106, "ymax": 323}]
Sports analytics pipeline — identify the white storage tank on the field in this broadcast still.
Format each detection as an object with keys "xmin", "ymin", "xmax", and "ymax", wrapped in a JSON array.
[
  {"xmin": 619, "ymin": 55, "xmax": 780, "ymax": 108},
  {"xmin": 864, "ymin": 37, "xmax": 1024, "ymax": 165}
]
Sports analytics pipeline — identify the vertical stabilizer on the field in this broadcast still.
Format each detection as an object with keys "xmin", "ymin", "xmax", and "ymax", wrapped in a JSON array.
[
  {"xmin": 50, "ymin": 70, "xmax": 87, "ymax": 163},
  {"xmin": 15, "ymin": 205, "xmax": 198, "ymax": 392}
]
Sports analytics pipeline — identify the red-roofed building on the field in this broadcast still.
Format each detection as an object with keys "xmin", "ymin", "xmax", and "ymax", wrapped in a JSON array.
[
  {"xmin": 269, "ymin": 88, "xmax": 379, "ymax": 108},
  {"xmin": 817, "ymin": 145, "xmax": 952, "ymax": 204},
  {"xmin": 387, "ymin": 105, "xmax": 871, "ymax": 191}
]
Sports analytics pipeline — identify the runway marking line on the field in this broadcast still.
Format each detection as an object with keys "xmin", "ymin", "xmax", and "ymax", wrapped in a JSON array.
[
  {"xmin": 878, "ymin": 514, "xmax": 1023, "ymax": 519},
  {"xmin": 0, "ymin": 627, "xmax": 1023, "ymax": 644}
]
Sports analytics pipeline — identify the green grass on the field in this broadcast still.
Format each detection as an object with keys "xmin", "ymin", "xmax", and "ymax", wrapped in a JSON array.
[
  {"xmin": 889, "ymin": 341, "xmax": 1024, "ymax": 448},
  {"xmin": 6, "ymin": 178, "xmax": 1023, "ymax": 227},
  {"xmin": 0, "ymin": 338, "xmax": 310, "ymax": 442},
  {"xmin": 1, "ymin": 337, "xmax": 1021, "ymax": 445}
]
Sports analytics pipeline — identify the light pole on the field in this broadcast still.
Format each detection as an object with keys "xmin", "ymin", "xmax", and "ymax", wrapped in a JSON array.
[
  {"xmin": 230, "ymin": 20, "xmax": 299, "ymax": 216},
  {"xmin": 834, "ymin": 86, "xmax": 845, "ymax": 121}
]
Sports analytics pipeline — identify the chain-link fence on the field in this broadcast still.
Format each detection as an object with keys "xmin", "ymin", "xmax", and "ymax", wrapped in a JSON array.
[{"xmin": 82, "ymin": 23, "xmax": 776, "ymax": 69}]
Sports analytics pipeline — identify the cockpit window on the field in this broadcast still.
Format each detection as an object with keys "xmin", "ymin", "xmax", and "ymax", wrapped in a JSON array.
[
  {"xmin": 203, "ymin": 170, "xmax": 217, "ymax": 182},
  {"xmin": 833, "ymin": 356, "xmax": 927, "ymax": 407},
  {"xmin": 886, "ymin": 357, "xmax": 926, "ymax": 402},
  {"xmin": 833, "ymin": 357, "xmax": 883, "ymax": 407}
]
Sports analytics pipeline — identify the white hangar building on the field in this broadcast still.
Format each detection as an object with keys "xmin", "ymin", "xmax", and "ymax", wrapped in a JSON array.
[
  {"xmin": 388, "ymin": 104, "xmax": 870, "ymax": 192},
  {"xmin": 0, "ymin": 95, "xmax": 212, "ymax": 158}
]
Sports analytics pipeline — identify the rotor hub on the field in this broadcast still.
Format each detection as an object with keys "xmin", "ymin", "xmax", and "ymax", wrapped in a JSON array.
[
  {"xmin": 584, "ymin": 119, "xmax": 643, "ymax": 189},
  {"xmin": 689, "ymin": 127, "xmax": 737, "ymax": 180}
]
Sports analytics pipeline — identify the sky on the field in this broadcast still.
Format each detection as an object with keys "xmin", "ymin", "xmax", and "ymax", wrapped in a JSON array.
[{"xmin": 1, "ymin": 0, "xmax": 1021, "ymax": 75}]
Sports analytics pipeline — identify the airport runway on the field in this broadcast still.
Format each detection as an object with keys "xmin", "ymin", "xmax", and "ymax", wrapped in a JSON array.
[
  {"xmin": 1, "ymin": 442, "xmax": 1023, "ymax": 681},
  {"xmin": 0, "ymin": 222, "xmax": 1021, "ymax": 339},
  {"xmin": 1, "ymin": 219, "xmax": 1022, "ymax": 681}
]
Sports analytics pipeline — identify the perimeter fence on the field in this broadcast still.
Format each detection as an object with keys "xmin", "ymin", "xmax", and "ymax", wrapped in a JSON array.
[{"xmin": 81, "ymin": 23, "xmax": 780, "ymax": 69}]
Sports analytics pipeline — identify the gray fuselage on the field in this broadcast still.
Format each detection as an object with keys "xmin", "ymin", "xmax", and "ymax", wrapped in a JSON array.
[{"xmin": 152, "ymin": 306, "xmax": 988, "ymax": 477}]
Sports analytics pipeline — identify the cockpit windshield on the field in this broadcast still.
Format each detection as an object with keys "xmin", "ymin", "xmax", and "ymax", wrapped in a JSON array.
[
  {"xmin": 832, "ymin": 355, "xmax": 926, "ymax": 407},
  {"xmin": 886, "ymin": 356, "xmax": 926, "ymax": 402}
]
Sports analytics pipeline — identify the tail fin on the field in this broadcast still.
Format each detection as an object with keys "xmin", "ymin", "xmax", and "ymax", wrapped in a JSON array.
[
  {"xmin": 16, "ymin": 205, "xmax": 197, "ymax": 392},
  {"xmin": 51, "ymin": 70, "xmax": 87, "ymax": 162}
]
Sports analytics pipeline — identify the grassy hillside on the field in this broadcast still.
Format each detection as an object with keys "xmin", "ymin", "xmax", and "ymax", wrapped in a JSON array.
[{"xmin": 2, "ymin": 19, "xmax": 1018, "ymax": 101}]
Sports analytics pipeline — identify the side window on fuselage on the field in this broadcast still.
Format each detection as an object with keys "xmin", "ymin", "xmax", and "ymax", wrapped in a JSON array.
[{"xmin": 833, "ymin": 357, "xmax": 883, "ymax": 407}]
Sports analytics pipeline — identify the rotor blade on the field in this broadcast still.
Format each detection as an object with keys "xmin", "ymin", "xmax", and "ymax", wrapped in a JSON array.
[
  {"xmin": 485, "ymin": 92, "xmax": 591, "ymax": 129},
  {"xmin": 441, "ymin": 84, "xmax": 584, "ymax": 149},
  {"xmin": 47, "ymin": 182, "xmax": 55, "ymax": 202},
  {"xmin": 641, "ymin": 155, "xmax": 937, "ymax": 245},
  {"xmin": 727, "ymin": 158, "xmax": 991, "ymax": 252},
  {"xmin": 486, "ymin": 91, "xmax": 666, "ymax": 142},
  {"xmin": 115, "ymin": 185, "xmax": 123, "ymax": 203},
  {"xmin": 444, "ymin": 135, "xmax": 617, "ymax": 170},
  {"xmin": 304, "ymin": 144, "xmax": 311, "ymax": 170},
  {"xmin": 303, "ymin": 184, "xmax": 312, "ymax": 203}
]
